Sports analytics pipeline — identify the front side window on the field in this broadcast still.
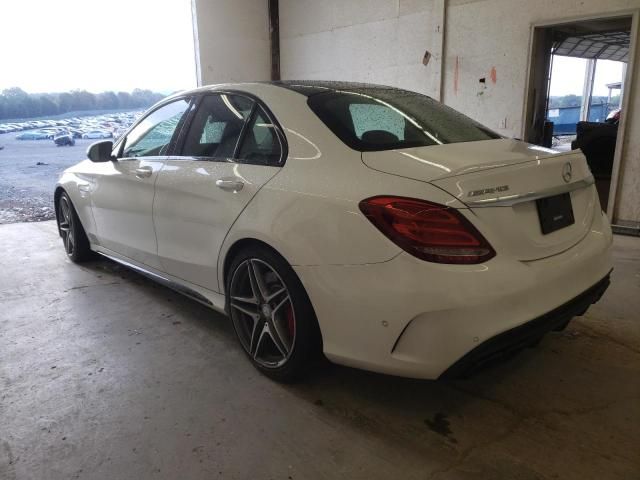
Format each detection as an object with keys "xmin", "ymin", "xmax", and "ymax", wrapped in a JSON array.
[
  {"xmin": 122, "ymin": 98, "xmax": 190, "ymax": 157},
  {"xmin": 180, "ymin": 94, "xmax": 253, "ymax": 158},
  {"xmin": 307, "ymin": 88, "xmax": 501, "ymax": 151},
  {"xmin": 237, "ymin": 105, "xmax": 282, "ymax": 165}
]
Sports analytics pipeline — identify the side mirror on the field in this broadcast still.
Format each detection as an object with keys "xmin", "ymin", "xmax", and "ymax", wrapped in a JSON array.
[{"xmin": 87, "ymin": 140, "xmax": 115, "ymax": 162}]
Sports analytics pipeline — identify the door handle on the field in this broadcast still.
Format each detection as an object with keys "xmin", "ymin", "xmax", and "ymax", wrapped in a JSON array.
[
  {"xmin": 135, "ymin": 166, "xmax": 153, "ymax": 178},
  {"xmin": 215, "ymin": 178, "xmax": 244, "ymax": 192}
]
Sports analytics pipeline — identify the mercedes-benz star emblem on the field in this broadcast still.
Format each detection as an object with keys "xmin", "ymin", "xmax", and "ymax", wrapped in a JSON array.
[{"xmin": 562, "ymin": 162, "xmax": 572, "ymax": 183}]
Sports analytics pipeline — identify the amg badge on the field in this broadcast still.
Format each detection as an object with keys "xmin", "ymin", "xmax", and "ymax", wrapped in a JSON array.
[{"xmin": 467, "ymin": 185, "xmax": 510, "ymax": 198}]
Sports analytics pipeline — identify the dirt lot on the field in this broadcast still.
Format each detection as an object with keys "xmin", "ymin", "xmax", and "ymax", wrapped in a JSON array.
[{"xmin": 0, "ymin": 133, "xmax": 95, "ymax": 224}]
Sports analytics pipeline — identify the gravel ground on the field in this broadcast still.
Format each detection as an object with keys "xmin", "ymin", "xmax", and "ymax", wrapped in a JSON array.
[{"xmin": 0, "ymin": 133, "xmax": 96, "ymax": 224}]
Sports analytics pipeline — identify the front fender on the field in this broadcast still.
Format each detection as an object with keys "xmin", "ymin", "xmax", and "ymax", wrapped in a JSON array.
[{"xmin": 55, "ymin": 168, "xmax": 98, "ymax": 243}]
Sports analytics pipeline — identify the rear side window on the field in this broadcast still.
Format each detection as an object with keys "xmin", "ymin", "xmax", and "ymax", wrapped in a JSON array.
[
  {"xmin": 307, "ymin": 88, "xmax": 500, "ymax": 151},
  {"xmin": 349, "ymin": 103, "xmax": 406, "ymax": 141},
  {"xmin": 237, "ymin": 105, "xmax": 282, "ymax": 165},
  {"xmin": 122, "ymin": 98, "xmax": 190, "ymax": 157},
  {"xmin": 181, "ymin": 94, "xmax": 253, "ymax": 158}
]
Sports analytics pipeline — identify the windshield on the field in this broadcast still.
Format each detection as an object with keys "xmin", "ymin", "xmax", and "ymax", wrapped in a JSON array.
[{"xmin": 307, "ymin": 87, "xmax": 501, "ymax": 152}]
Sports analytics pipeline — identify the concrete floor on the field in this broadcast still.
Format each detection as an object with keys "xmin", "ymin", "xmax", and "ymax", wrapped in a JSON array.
[{"xmin": 1, "ymin": 221, "xmax": 639, "ymax": 480}]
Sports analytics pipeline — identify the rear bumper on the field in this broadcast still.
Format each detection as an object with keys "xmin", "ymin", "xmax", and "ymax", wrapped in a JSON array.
[
  {"xmin": 294, "ymin": 211, "xmax": 613, "ymax": 379},
  {"xmin": 440, "ymin": 272, "xmax": 610, "ymax": 379}
]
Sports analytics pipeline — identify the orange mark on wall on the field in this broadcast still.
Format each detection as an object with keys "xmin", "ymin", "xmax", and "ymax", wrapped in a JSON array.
[
  {"xmin": 490, "ymin": 66, "xmax": 497, "ymax": 84},
  {"xmin": 454, "ymin": 56, "xmax": 459, "ymax": 95}
]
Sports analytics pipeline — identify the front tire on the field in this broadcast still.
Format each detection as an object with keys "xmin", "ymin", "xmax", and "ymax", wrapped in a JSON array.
[
  {"xmin": 57, "ymin": 192, "xmax": 93, "ymax": 262},
  {"xmin": 226, "ymin": 245, "xmax": 322, "ymax": 382}
]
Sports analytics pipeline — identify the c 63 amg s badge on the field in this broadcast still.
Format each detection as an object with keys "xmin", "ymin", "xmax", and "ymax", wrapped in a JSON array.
[{"xmin": 468, "ymin": 185, "xmax": 510, "ymax": 198}]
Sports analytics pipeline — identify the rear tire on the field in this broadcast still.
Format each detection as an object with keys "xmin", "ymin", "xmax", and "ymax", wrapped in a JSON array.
[
  {"xmin": 57, "ymin": 192, "xmax": 93, "ymax": 263},
  {"xmin": 226, "ymin": 245, "xmax": 322, "ymax": 382}
]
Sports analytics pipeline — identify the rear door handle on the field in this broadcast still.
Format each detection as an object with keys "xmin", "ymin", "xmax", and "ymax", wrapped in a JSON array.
[
  {"xmin": 135, "ymin": 166, "xmax": 153, "ymax": 178},
  {"xmin": 215, "ymin": 178, "xmax": 244, "ymax": 192}
]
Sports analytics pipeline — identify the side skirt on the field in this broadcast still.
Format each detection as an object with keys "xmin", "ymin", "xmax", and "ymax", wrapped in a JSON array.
[{"xmin": 93, "ymin": 247, "xmax": 227, "ymax": 314}]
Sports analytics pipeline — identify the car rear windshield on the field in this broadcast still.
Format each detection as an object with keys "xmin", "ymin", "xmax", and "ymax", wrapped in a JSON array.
[{"xmin": 307, "ymin": 87, "xmax": 501, "ymax": 151}]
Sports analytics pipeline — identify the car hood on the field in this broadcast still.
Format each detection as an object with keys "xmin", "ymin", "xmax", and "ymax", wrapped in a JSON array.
[{"xmin": 361, "ymin": 138, "xmax": 564, "ymax": 182}]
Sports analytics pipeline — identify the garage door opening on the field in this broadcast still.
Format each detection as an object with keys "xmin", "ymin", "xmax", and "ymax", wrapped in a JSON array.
[{"xmin": 524, "ymin": 15, "xmax": 634, "ymax": 213}]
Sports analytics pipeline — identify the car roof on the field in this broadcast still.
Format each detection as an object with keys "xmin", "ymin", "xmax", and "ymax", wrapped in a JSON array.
[
  {"xmin": 262, "ymin": 80, "xmax": 403, "ymax": 97},
  {"xmin": 164, "ymin": 80, "xmax": 405, "ymax": 102}
]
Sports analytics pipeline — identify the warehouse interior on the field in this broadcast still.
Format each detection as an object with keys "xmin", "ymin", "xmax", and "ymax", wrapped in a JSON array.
[
  {"xmin": 193, "ymin": 0, "xmax": 640, "ymax": 233},
  {"xmin": 1, "ymin": 1, "xmax": 639, "ymax": 479}
]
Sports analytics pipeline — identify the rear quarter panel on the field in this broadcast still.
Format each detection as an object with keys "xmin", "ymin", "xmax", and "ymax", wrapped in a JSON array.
[{"xmin": 217, "ymin": 85, "xmax": 467, "ymax": 291}]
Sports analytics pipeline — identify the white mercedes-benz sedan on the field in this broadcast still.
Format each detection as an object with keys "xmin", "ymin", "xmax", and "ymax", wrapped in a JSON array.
[{"xmin": 55, "ymin": 81, "xmax": 612, "ymax": 382}]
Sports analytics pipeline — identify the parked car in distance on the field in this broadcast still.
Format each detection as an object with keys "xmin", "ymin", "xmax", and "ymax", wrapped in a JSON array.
[
  {"xmin": 40, "ymin": 128, "xmax": 65, "ymax": 139},
  {"xmin": 68, "ymin": 129, "xmax": 84, "ymax": 139},
  {"xmin": 16, "ymin": 130, "xmax": 50, "ymax": 140},
  {"xmin": 82, "ymin": 130, "xmax": 112, "ymax": 139},
  {"xmin": 54, "ymin": 132, "xmax": 75, "ymax": 146},
  {"xmin": 55, "ymin": 81, "xmax": 613, "ymax": 382}
]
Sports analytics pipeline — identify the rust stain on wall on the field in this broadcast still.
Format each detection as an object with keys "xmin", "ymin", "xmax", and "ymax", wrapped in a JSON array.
[
  {"xmin": 454, "ymin": 56, "xmax": 459, "ymax": 95},
  {"xmin": 490, "ymin": 66, "xmax": 497, "ymax": 84}
]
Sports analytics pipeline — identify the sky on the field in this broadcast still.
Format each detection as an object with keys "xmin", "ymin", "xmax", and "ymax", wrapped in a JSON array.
[
  {"xmin": 0, "ymin": 2, "xmax": 627, "ymax": 98},
  {"xmin": 549, "ymin": 56, "xmax": 625, "ymax": 97},
  {"xmin": 0, "ymin": 0, "xmax": 197, "ymax": 94}
]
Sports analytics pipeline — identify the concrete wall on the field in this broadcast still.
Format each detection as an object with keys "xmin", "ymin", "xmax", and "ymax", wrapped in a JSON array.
[
  {"xmin": 280, "ymin": 0, "xmax": 446, "ymax": 98},
  {"xmin": 192, "ymin": 0, "xmax": 270, "ymax": 85},
  {"xmin": 276, "ymin": 0, "xmax": 640, "ymax": 225}
]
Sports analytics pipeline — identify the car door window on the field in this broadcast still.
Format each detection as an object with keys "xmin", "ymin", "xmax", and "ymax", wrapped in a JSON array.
[
  {"xmin": 180, "ymin": 94, "xmax": 254, "ymax": 159},
  {"xmin": 237, "ymin": 105, "xmax": 282, "ymax": 165},
  {"xmin": 122, "ymin": 98, "xmax": 190, "ymax": 157}
]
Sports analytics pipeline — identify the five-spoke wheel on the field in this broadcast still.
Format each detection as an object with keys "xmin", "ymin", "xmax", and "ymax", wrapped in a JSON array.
[
  {"xmin": 56, "ymin": 191, "xmax": 92, "ymax": 262},
  {"xmin": 227, "ymin": 245, "xmax": 321, "ymax": 381},
  {"xmin": 58, "ymin": 194, "xmax": 76, "ymax": 257},
  {"xmin": 229, "ymin": 258, "xmax": 296, "ymax": 368}
]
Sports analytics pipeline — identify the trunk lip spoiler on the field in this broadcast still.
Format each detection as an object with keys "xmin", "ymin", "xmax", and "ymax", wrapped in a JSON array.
[{"xmin": 461, "ymin": 175, "xmax": 595, "ymax": 208}]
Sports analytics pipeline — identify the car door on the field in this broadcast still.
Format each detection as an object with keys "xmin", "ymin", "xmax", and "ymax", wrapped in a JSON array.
[
  {"xmin": 153, "ymin": 93, "xmax": 285, "ymax": 292},
  {"xmin": 90, "ymin": 97, "xmax": 192, "ymax": 268}
]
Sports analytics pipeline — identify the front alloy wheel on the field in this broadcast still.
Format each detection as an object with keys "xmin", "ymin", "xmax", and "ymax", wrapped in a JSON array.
[
  {"xmin": 57, "ymin": 192, "xmax": 92, "ymax": 262},
  {"xmin": 58, "ymin": 194, "xmax": 76, "ymax": 257}
]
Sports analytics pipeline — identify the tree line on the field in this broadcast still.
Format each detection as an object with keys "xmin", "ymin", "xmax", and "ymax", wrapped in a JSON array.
[
  {"xmin": 549, "ymin": 94, "xmax": 621, "ymax": 109},
  {"xmin": 0, "ymin": 87, "xmax": 166, "ymax": 121}
]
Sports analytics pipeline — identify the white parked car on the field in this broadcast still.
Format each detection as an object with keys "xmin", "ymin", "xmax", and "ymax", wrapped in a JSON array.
[
  {"xmin": 82, "ymin": 130, "xmax": 112, "ymax": 139},
  {"xmin": 55, "ymin": 82, "xmax": 612, "ymax": 382}
]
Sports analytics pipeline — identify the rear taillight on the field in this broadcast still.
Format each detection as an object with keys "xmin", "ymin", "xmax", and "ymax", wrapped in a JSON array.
[{"xmin": 359, "ymin": 196, "xmax": 495, "ymax": 264}]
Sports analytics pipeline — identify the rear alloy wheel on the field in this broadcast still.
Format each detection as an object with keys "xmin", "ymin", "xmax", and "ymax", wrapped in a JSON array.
[
  {"xmin": 227, "ymin": 246, "xmax": 321, "ymax": 382},
  {"xmin": 57, "ymin": 192, "xmax": 93, "ymax": 262}
]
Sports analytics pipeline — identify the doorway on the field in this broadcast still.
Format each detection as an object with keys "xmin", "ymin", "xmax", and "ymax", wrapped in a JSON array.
[{"xmin": 524, "ymin": 15, "xmax": 634, "ymax": 212}]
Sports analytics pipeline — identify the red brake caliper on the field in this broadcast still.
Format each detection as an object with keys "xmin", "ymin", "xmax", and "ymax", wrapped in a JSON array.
[{"xmin": 286, "ymin": 304, "xmax": 295, "ymax": 338}]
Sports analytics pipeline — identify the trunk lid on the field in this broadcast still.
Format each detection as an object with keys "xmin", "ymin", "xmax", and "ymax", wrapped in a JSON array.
[{"xmin": 362, "ymin": 139, "xmax": 598, "ymax": 261}]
